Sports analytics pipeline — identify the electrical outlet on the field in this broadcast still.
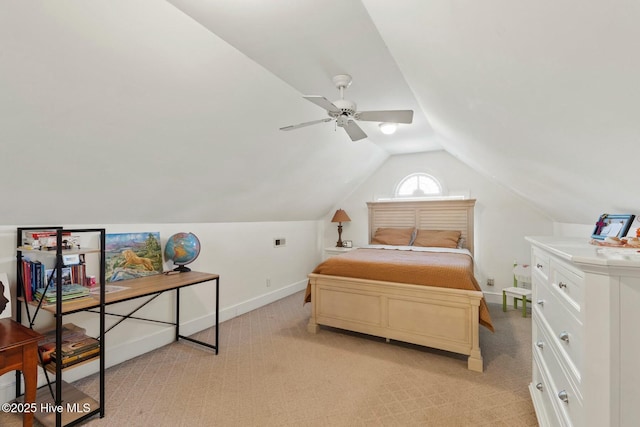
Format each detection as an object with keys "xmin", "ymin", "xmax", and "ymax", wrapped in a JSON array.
[
  {"xmin": 487, "ymin": 278, "xmax": 495, "ymax": 286},
  {"xmin": 266, "ymin": 278, "xmax": 271, "ymax": 287}
]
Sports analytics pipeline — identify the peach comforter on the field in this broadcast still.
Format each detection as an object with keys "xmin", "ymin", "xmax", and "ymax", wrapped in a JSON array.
[{"xmin": 305, "ymin": 247, "xmax": 494, "ymax": 332}]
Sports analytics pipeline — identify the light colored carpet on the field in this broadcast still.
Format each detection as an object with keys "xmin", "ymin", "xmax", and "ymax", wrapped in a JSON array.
[{"xmin": 2, "ymin": 291, "xmax": 537, "ymax": 426}]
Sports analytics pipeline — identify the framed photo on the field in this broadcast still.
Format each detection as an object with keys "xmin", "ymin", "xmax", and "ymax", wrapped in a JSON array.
[
  {"xmin": 591, "ymin": 214, "xmax": 636, "ymax": 240},
  {"xmin": 44, "ymin": 267, "xmax": 73, "ymax": 286},
  {"xmin": 343, "ymin": 240, "xmax": 353, "ymax": 248}
]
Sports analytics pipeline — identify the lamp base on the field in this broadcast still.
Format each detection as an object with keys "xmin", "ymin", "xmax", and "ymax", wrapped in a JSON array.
[{"xmin": 336, "ymin": 224, "xmax": 344, "ymax": 247}]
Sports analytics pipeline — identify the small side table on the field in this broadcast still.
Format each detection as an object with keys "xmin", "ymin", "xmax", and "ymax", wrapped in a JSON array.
[
  {"xmin": 323, "ymin": 246, "xmax": 357, "ymax": 261},
  {"xmin": 0, "ymin": 319, "xmax": 43, "ymax": 427}
]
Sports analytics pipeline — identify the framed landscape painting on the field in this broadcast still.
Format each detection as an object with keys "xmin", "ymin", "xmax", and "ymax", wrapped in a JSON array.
[{"xmin": 105, "ymin": 232, "xmax": 163, "ymax": 282}]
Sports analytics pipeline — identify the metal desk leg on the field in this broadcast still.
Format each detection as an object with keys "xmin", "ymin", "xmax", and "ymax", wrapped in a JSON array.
[{"xmin": 175, "ymin": 278, "xmax": 219, "ymax": 353}]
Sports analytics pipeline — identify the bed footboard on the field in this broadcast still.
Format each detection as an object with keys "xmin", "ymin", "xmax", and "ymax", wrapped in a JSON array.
[{"xmin": 307, "ymin": 273, "xmax": 484, "ymax": 372}]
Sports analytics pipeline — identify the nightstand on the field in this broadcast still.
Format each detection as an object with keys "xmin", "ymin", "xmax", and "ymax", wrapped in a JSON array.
[{"xmin": 323, "ymin": 247, "xmax": 357, "ymax": 260}]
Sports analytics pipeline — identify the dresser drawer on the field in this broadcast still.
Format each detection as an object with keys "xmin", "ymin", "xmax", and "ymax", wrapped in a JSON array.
[
  {"xmin": 533, "ymin": 246, "xmax": 550, "ymax": 281},
  {"xmin": 533, "ymin": 317, "xmax": 584, "ymax": 427},
  {"xmin": 550, "ymin": 258, "xmax": 584, "ymax": 316},
  {"xmin": 531, "ymin": 359, "xmax": 559, "ymax": 427},
  {"xmin": 534, "ymin": 284, "xmax": 583, "ymax": 381}
]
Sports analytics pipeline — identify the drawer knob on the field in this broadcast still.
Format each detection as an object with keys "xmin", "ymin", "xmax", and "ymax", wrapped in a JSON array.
[
  {"xmin": 536, "ymin": 382, "xmax": 543, "ymax": 391},
  {"xmin": 558, "ymin": 390, "xmax": 569, "ymax": 403},
  {"xmin": 559, "ymin": 331, "xmax": 570, "ymax": 342},
  {"xmin": 536, "ymin": 263, "xmax": 544, "ymax": 269},
  {"xmin": 537, "ymin": 299, "xmax": 544, "ymax": 307},
  {"xmin": 536, "ymin": 341, "xmax": 544, "ymax": 349},
  {"xmin": 558, "ymin": 281, "xmax": 567, "ymax": 289}
]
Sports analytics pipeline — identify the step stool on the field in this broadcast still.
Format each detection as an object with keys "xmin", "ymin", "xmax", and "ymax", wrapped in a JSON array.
[{"xmin": 502, "ymin": 264, "xmax": 532, "ymax": 317}]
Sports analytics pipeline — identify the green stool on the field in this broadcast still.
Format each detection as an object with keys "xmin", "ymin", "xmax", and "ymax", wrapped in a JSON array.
[{"xmin": 502, "ymin": 287, "xmax": 532, "ymax": 317}]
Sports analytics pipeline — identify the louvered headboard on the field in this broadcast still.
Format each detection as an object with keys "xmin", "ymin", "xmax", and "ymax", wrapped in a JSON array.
[{"xmin": 367, "ymin": 199, "xmax": 476, "ymax": 255}]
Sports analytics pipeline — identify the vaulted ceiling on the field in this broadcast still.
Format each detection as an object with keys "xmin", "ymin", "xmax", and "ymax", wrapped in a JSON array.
[{"xmin": 1, "ymin": 1, "xmax": 638, "ymax": 225}]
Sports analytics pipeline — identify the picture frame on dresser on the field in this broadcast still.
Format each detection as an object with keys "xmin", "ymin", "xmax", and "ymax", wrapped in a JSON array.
[{"xmin": 591, "ymin": 213, "xmax": 635, "ymax": 240}]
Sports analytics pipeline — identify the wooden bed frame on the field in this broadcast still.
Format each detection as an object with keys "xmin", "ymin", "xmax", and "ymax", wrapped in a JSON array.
[{"xmin": 307, "ymin": 199, "xmax": 485, "ymax": 372}]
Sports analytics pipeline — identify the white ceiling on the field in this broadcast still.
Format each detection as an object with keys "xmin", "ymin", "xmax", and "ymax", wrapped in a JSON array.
[{"xmin": 1, "ymin": 1, "xmax": 638, "ymax": 225}]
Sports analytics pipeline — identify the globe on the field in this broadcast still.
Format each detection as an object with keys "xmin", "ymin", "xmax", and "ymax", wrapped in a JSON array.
[{"xmin": 164, "ymin": 232, "xmax": 201, "ymax": 272}]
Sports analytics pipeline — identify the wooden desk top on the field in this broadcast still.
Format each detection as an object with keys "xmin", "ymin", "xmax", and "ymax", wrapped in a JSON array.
[
  {"xmin": 36, "ymin": 271, "xmax": 219, "ymax": 315},
  {"xmin": 0, "ymin": 318, "xmax": 43, "ymax": 351}
]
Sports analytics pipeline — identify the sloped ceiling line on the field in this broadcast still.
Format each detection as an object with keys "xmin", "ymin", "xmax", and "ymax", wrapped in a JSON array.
[{"xmin": 2, "ymin": 1, "xmax": 638, "ymax": 226}]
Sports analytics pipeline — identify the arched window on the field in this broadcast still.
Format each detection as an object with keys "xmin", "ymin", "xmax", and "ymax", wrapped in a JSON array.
[{"xmin": 394, "ymin": 173, "xmax": 442, "ymax": 198}]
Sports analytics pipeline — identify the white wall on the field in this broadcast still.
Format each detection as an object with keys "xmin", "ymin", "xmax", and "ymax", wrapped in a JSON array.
[
  {"xmin": 0, "ymin": 220, "xmax": 321, "ymax": 403},
  {"xmin": 322, "ymin": 150, "xmax": 554, "ymax": 300}
]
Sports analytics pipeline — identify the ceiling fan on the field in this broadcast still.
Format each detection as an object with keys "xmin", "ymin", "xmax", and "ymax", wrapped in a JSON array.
[{"xmin": 279, "ymin": 74, "xmax": 414, "ymax": 142}]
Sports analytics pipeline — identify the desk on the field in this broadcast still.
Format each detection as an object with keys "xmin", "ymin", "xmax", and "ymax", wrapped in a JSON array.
[
  {"xmin": 42, "ymin": 271, "xmax": 220, "ymax": 353},
  {"xmin": 18, "ymin": 271, "xmax": 219, "ymax": 427},
  {"xmin": 0, "ymin": 318, "xmax": 43, "ymax": 427}
]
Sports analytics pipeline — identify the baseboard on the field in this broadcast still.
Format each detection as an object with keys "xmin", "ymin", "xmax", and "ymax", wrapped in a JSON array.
[
  {"xmin": 215, "ymin": 279, "xmax": 307, "ymax": 325},
  {"xmin": 174, "ymin": 279, "xmax": 307, "ymax": 337},
  {"xmin": 0, "ymin": 279, "xmax": 308, "ymax": 404},
  {"xmin": 483, "ymin": 290, "xmax": 503, "ymax": 305}
]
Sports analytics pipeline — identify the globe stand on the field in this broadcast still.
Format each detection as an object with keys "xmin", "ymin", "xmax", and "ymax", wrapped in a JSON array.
[{"xmin": 173, "ymin": 265, "xmax": 191, "ymax": 272}]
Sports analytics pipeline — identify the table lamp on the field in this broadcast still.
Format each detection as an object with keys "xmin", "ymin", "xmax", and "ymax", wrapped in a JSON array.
[{"xmin": 331, "ymin": 209, "xmax": 351, "ymax": 247}]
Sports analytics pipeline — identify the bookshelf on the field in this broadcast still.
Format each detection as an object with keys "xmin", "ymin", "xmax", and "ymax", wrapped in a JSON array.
[{"xmin": 16, "ymin": 227, "xmax": 106, "ymax": 427}]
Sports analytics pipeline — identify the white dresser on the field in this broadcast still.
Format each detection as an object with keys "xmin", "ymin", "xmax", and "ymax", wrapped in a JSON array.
[{"xmin": 526, "ymin": 236, "xmax": 640, "ymax": 427}]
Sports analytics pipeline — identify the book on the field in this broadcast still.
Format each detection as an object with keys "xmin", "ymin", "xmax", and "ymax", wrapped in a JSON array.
[
  {"xmin": 38, "ymin": 323, "xmax": 86, "ymax": 344},
  {"xmin": 23, "ymin": 230, "xmax": 71, "ymax": 248},
  {"xmin": 38, "ymin": 324, "xmax": 100, "ymax": 367},
  {"xmin": 51, "ymin": 346, "xmax": 100, "ymax": 365},
  {"xmin": 34, "ymin": 261, "xmax": 43, "ymax": 290},
  {"xmin": 34, "ymin": 283, "xmax": 89, "ymax": 303},
  {"xmin": 47, "ymin": 334, "xmax": 101, "ymax": 370},
  {"xmin": 53, "ymin": 336, "xmax": 100, "ymax": 358},
  {"xmin": 24, "ymin": 230, "xmax": 70, "ymax": 240},
  {"xmin": 47, "ymin": 347, "xmax": 100, "ymax": 371},
  {"xmin": 38, "ymin": 323, "xmax": 87, "ymax": 364},
  {"xmin": 21, "ymin": 259, "xmax": 32, "ymax": 301}
]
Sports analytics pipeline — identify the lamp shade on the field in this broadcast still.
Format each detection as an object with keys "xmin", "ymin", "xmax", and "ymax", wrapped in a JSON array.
[{"xmin": 331, "ymin": 209, "xmax": 351, "ymax": 223}]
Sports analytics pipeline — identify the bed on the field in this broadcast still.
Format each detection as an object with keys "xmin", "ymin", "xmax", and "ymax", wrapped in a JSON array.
[{"xmin": 305, "ymin": 199, "xmax": 492, "ymax": 372}]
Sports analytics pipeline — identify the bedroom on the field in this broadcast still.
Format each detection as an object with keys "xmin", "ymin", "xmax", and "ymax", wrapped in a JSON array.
[{"xmin": 1, "ymin": 1, "xmax": 639, "ymax": 426}]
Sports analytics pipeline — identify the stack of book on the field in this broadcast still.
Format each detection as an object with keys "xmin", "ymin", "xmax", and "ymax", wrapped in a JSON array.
[
  {"xmin": 48, "ymin": 335, "xmax": 100, "ymax": 370},
  {"xmin": 22, "ymin": 230, "xmax": 72, "ymax": 250},
  {"xmin": 38, "ymin": 323, "xmax": 100, "ymax": 371},
  {"xmin": 34, "ymin": 283, "xmax": 90, "ymax": 304}
]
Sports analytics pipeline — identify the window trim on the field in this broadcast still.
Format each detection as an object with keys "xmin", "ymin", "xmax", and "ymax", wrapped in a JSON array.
[{"xmin": 394, "ymin": 172, "xmax": 443, "ymax": 199}]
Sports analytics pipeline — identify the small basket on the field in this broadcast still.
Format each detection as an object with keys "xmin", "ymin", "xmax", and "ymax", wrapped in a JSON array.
[{"xmin": 513, "ymin": 264, "xmax": 531, "ymax": 289}]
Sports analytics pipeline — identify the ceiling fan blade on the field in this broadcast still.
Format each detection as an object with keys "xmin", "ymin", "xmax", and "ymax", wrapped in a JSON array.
[
  {"xmin": 279, "ymin": 117, "xmax": 332, "ymax": 131},
  {"xmin": 343, "ymin": 120, "xmax": 367, "ymax": 141},
  {"xmin": 303, "ymin": 96, "xmax": 341, "ymax": 113},
  {"xmin": 356, "ymin": 110, "xmax": 414, "ymax": 124}
]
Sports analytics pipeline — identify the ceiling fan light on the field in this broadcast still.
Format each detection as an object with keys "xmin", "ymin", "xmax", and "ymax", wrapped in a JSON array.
[{"xmin": 379, "ymin": 122, "xmax": 397, "ymax": 135}]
